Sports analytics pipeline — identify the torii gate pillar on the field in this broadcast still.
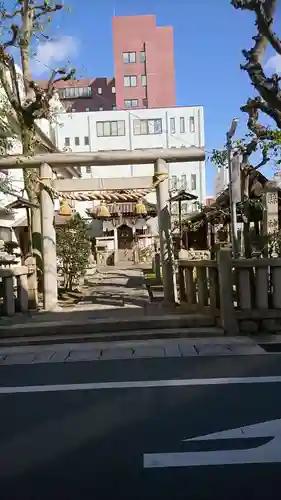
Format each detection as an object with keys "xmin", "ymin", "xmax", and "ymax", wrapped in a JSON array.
[
  {"xmin": 40, "ymin": 163, "xmax": 58, "ymax": 310},
  {"xmin": 154, "ymin": 159, "xmax": 178, "ymax": 303}
]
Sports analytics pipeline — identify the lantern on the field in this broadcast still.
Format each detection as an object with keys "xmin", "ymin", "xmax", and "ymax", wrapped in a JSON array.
[
  {"xmin": 95, "ymin": 203, "xmax": 110, "ymax": 218},
  {"xmin": 135, "ymin": 200, "xmax": 147, "ymax": 216},
  {"xmin": 59, "ymin": 199, "xmax": 73, "ymax": 216}
]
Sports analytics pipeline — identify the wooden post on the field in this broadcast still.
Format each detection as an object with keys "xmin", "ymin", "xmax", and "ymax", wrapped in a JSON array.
[
  {"xmin": 154, "ymin": 158, "xmax": 177, "ymax": 303},
  {"xmin": 113, "ymin": 227, "xmax": 118, "ymax": 265},
  {"xmin": 40, "ymin": 163, "xmax": 58, "ymax": 310},
  {"xmin": 217, "ymin": 248, "xmax": 238, "ymax": 335}
]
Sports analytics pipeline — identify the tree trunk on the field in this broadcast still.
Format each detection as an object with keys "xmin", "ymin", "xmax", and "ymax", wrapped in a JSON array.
[{"xmin": 21, "ymin": 122, "xmax": 42, "ymax": 290}]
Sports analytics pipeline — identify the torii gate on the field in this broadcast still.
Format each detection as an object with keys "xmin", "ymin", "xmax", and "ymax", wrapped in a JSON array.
[{"xmin": 0, "ymin": 147, "xmax": 205, "ymax": 310}]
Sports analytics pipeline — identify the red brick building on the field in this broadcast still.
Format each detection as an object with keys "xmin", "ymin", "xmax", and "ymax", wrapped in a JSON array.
[
  {"xmin": 38, "ymin": 14, "xmax": 176, "ymax": 112},
  {"xmin": 36, "ymin": 77, "xmax": 116, "ymax": 113},
  {"xmin": 112, "ymin": 14, "xmax": 176, "ymax": 110}
]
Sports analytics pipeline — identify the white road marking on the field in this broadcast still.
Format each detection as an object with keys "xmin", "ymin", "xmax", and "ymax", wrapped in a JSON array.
[
  {"xmin": 1, "ymin": 375, "xmax": 281, "ymax": 394},
  {"xmin": 144, "ymin": 419, "xmax": 281, "ymax": 468}
]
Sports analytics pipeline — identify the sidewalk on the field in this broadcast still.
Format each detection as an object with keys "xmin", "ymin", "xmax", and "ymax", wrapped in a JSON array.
[
  {"xmin": 0, "ymin": 266, "xmax": 219, "ymax": 341},
  {"xmin": 0, "ymin": 336, "xmax": 266, "ymax": 366}
]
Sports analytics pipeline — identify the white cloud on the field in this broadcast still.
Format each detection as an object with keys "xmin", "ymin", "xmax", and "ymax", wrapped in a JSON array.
[
  {"xmin": 31, "ymin": 36, "xmax": 79, "ymax": 76},
  {"xmin": 265, "ymin": 53, "xmax": 281, "ymax": 73}
]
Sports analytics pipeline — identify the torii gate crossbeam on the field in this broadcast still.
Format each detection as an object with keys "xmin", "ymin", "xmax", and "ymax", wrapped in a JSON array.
[{"xmin": 0, "ymin": 146, "xmax": 205, "ymax": 169}]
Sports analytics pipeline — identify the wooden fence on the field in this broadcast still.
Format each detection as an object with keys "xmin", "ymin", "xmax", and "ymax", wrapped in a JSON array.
[{"xmin": 178, "ymin": 248, "xmax": 281, "ymax": 334}]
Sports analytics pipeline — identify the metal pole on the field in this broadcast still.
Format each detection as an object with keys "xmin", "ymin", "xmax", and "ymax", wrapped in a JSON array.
[{"xmin": 227, "ymin": 133, "xmax": 238, "ymax": 258}]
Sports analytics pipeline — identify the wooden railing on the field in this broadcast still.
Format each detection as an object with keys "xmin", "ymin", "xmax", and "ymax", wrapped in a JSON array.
[
  {"xmin": 0, "ymin": 266, "xmax": 34, "ymax": 316},
  {"xmin": 178, "ymin": 249, "xmax": 281, "ymax": 335},
  {"xmin": 233, "ymin": 258, "xmax": 281, "ymax": 319},
  {"xmin": 178, "ymin": 260, "xmax": 220, "ymax": 314}
]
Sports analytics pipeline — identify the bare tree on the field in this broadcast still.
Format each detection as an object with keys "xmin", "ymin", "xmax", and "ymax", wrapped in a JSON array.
[
  {"xmin": 231, "ymin": 0, "xmax": 281, "ymax": 129},
  {"xmin": 0, "ymin": 0, "xmax": 75, "ymax": 270}
]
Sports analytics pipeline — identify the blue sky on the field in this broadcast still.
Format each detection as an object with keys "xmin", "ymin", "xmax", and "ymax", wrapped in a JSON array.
[{"xmin": 6, "ymin": 0, "xmax": 281, "ymax": 194}]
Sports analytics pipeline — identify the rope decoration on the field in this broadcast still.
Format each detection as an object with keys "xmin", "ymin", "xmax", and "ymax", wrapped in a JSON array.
[{"xmin": 39, "ymin": 172, "xmax": 168, "ymax": 202}]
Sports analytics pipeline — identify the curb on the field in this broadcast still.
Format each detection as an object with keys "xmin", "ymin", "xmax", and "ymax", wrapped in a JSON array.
[
  {"xmin": 0, "ymin": 314, "xmax": 216, "ymax": 338},
  {"xmin": 0, "ymin": 326, "xmax": 225, "ymax": 348}
]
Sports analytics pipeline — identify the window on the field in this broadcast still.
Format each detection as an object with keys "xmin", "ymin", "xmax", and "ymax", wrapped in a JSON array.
[
  {"xmin": 171, "ymin": 203, "xmax": 178, "ymax": 216},
  {"xmin": 182, "ymin": 203, "xmax": 188, "ymax": 214},
  {"xmin": 122, "ymin": 51, "xmax": 136, "ymax": 64},
  {"xmin": 140, "ymin": 51, "xmax": 146, "ymax": 63},
  {"xmin": 133, "ymin": 118, "xmax": 162, "ymax": 135},
  {"xmin": 85, "ymin": 107, "xmax": 90, "ymax": 111},
  {"xmin": 124, "ymin": 75, "xmax": 137, "ymax": 87},
  {"xmin": 124, "ymin": 99, "xmax": 138, "ymax": 108},
  {"xmin": 180, "ymin": 117, "xmax": 185, "ymax": 133},
  {"xmin": 72, "ymin": 108, "xmax": 76, "ymax": 113},
  {"xmin": 112, "ymin": 86, "xmax": 116, "ymax": 94},
  {"xmin": 170, "ymin": 117, "xmax": 176, "ymax": 134},
  {"xmin": 141, "ymin": 74, "xmax": 147, "ymax": 87},
  {"xmin": 181, "ymin": 174, "xmax": 187, "ymax": 190},
  {"xmin": 99, "ymin": 106, "xmax": 104, "ymax": 111},
  {"xmin": 142, "ymin": 98, "xmax": 148, "ymax": 108},
  {"xmin": 84, "ymin": 136, "xmax": 89, "ymax": 146},
  {"xmin": 64, "ymin": 137, "xmax": 70, "ymax": 147},
  {"xmin": 171, "ymin": 175, "xmax": 177, "ymax": 190},
  {"xmin": 96, "ymin": 120, "xmax": 125, "ymax": 137},
  {"xmin": 74, "ymin": 137, "xmax": 80, "ymax": 146},
  {"xmin": 58, "ymin": 86, "xmax": 92, "ymax": 99},
  {"xmin": 86, "ymin": 166, "xmax": 92, "ymax": 174},
  {"xmin": 97, "ymin": 87, "xmax": 102, "ymax": 94},
  {"xmin": 189, "ymin": 116, "xmax": 195, "ymax": 133},
  {"xmin": 191, "ymin": 174, "xmax": 197, "ymax": 191}
]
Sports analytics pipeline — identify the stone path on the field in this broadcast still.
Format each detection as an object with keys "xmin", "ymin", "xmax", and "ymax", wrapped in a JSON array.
[
  {"xmin": 78, "ymin": 267, "xmax": 149, "ymax": 312},
  {"xmin": 0, "ymin": 337, "xmax": 266, "ymax": 366},
  {"xmin": 0, "ymin": 267, "xmax": 154, "ymax": 328}
]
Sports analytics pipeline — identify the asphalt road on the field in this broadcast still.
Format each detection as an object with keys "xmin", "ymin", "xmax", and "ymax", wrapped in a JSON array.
[{"xmin": 1, "ymin": 354, "xmax": 281, "ymax": 499}]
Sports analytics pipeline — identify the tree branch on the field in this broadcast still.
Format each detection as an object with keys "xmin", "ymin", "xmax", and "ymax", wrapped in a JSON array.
[
  {"xmin": 0, "ymin": 8, "xmax": 22, "ymax": 19},
  {"xmin": 33, "ymin": 3, "xmax": 63, "ymax": 20},
  {"xmin": 1, "ymin": 24, "xmax": 19, "ymax": 49},
  {"xmin": 24, "ymin": 66, "xmax": 75, "ymax": 119},
  {"xmin": 47, "ymin": 67, "xmax": 76, "ymax": 95},
  {"xmin": 241, "ymin": 96, "xmax": 281, "ymax": 132},
  {"xmin": 231, "ymin": 0, "xmax": 281, "ymax": 128},
  {"xmin": 255, "ymin": 0, "xmax": 281, "ymax": 55},
  {"xmin": 252, "ymin": 148, "xmax": 270, "ymax": 170}
]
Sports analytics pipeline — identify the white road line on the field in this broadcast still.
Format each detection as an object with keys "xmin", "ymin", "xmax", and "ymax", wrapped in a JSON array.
[{"xmin": 0, "ymin": 376, "xmax": 281, "ymax": 394}]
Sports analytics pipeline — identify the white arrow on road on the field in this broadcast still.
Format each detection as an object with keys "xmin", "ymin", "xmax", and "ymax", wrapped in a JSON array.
[{"xmin": 143, "ymin": 419, "xmax": 281, "ymax": 468}]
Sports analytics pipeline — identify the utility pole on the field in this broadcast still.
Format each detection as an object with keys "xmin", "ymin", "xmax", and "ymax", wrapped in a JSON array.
[{"xmin": 227, "ymin": 118, "xmax": 239, "ymax": 258}]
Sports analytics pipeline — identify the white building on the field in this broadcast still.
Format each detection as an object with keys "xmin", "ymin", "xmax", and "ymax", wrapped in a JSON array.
[
  {"xmin": 53, "ymin": 106, "xmax": 206, "ymax": 211},
  {"xmin": 0, "ymin": 64, "xmax": 78, "ymax": 240}
]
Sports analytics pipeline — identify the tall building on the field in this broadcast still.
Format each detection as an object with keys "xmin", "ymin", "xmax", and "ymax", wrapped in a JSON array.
[
  {"xmin": 37, "ymin": 14, "xmax": 175, "ymax": 113},
  {"xmin": 112, "ymin": 15, "xmax": 176, "ymax": 110}
]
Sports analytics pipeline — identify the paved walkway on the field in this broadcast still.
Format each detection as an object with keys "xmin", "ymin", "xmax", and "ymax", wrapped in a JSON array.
[
  {"xmin": 0, "ymin": 267, "xmax": 154, "ymax": 328},
  {"xmin": 0, "ymin": 266, "xmax": 217, "ymax": 337},
  {"xmin": 0, "ymin": 337, "xmax": 265, "ymax": 366},
  {"xmin": 78, "ymin": 267, "xmax": 149, "ymax": 313}
]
